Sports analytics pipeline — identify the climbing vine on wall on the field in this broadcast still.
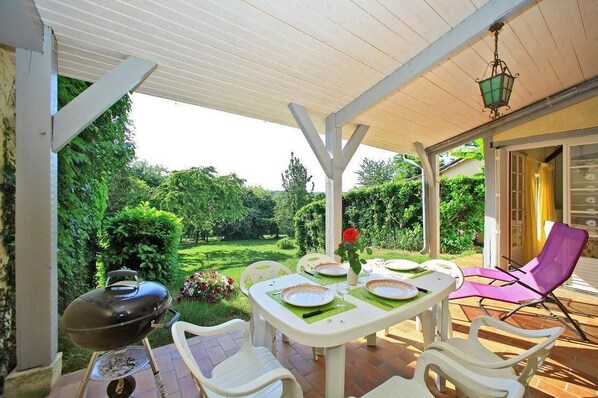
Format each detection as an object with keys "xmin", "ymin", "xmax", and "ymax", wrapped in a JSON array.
[
  {"xmin": 57, "ymin": 77, "xmax": 135, "ymax": 310},
  {"xmin": 0, "ymin": 98, "xmax": 16, "ymax": 390}
]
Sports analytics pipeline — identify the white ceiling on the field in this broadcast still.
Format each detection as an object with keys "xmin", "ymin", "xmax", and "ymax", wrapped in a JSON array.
[{"xmin": 33, "ymin": 0, "xmax": 598, "ymax": 155}]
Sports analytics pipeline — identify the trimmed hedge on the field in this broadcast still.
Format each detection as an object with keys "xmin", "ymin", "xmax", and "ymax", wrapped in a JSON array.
[
  {"xmin": 102, "ymin": 203, "xmax": 182, "ymax": 283},
  {"xmin": 295, "ymin": 176, "xmax": 484, "ymax": 255}
]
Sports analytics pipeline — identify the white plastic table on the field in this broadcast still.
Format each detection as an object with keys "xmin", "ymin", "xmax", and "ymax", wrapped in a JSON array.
[{"xmin": 249, "ymin": 271, "xmax": 456, "ymax": 398}]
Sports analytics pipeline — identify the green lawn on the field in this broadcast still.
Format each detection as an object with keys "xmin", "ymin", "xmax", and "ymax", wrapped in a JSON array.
[{"xmin": 59, "ymin": 238, "xmax": 457, "ymax": 373}]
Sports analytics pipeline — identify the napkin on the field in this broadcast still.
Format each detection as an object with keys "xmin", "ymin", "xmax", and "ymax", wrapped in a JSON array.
[
  {"xmin": 349, "ymin": 286, "xmax": 427, "ymax": 311},
  {"xmin": 386, "ymin": 267, "xmax": 434, "ymax": 279},
  {"xmin": 300, "ymin": 271, "xmax": 347, "ymax": 286},
  {"xmin": 266, "ymin": 288, "xmax": 356, "ymax": 323}
]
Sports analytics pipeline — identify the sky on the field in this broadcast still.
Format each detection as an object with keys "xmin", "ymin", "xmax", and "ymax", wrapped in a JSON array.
[{"xmin": 130, "ymin": 93, "xmax": 397, "ymax": 192}]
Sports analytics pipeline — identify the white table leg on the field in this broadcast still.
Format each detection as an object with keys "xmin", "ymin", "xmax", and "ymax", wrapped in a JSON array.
[
  {"xmin": 366, "ymin": 333, "xmax": 377, "ymax": 347},
  {"xmin": 435, "ymin": 298, "xmax": 449, "ymax": 392},
  {"xmin": 325, "ymin": 345, "xmax": 345, "ymax": 398}
]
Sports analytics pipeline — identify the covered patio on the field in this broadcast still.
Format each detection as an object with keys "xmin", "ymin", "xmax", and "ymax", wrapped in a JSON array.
[
  {"xmin": 1, "ymin": 0, "xmax": 597, "ymax": 396},
  {"xmin": 48, "ymin": 257, "xmax": 598, "ymax": 398}
]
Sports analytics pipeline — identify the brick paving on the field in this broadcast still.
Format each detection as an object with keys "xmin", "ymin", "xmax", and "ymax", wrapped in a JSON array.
[{"xmin": 48, "ymin": 259, "xmax": 598, "ymax": 397}]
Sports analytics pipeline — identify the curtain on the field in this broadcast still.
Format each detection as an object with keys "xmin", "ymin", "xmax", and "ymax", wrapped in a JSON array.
[
  {"xmin": 523, "ymin": 156, "xmax": 538, "ymax": 262},
  {"xmin": 538, "ymin": 163, "xmax": 555, "ymax": 247}
]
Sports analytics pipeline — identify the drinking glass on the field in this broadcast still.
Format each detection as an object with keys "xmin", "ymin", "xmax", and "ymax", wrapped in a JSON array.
[
  {"xmin": 336, "ymin": 282, "xmax": 349, "ymax": 306},
  {"xmin": 361, "ymin": 262, "xmax": 373, "ymax": 284}
]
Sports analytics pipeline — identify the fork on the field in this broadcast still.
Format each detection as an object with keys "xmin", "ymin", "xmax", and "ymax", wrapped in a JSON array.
[{"xmin": 360, "ymin": 292, "xmax": 393, "ymax": 308}]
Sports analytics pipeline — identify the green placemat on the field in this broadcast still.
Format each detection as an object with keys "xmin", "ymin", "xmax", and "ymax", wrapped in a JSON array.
[
  {"xmin": 386, "ymin": 267, "xmax": 434, "ymax": 279},
  {"xmin": 266, "ymin": 288, "xmax": 356, "ymax": 323},
  {"xmin": 349, "ymin": 286, "xmax": 427, "ymax": 311},
  {"xmin": 300, "ymin": 271, "xmax": 347, "ymax": 286}
]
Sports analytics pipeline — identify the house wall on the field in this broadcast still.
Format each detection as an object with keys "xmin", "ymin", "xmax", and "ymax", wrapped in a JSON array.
[
  {"xmin": 441, "ymin": 158, "xmax": 483, "ymax": 179},
  {"xmin": 494, "ymin": 97, "xmax": 598, "ymax": 141},
  {"xmin": 492, "ymin": 95, "xmax": 598, "ymax": 294}
]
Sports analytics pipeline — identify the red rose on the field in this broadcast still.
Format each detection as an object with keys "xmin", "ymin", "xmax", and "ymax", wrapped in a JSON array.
[{"xmin": 342, "ymin": 227, "xmax": 359, "ymax": 243}]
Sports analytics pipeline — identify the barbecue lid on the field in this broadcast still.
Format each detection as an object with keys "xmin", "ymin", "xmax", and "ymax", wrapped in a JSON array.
[{"xmin": 60, "ymin": 270, "xmax": 171, "ymax": 332}]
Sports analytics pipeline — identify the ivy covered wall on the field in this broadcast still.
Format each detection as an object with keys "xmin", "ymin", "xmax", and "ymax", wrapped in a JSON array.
[{"xmin": 0, "ymin": 46, "xmax": 16, "ymax": 393}]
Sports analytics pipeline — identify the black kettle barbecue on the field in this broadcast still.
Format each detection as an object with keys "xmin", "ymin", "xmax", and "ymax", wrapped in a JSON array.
[{"xmin": 60, "ymin": 270, "xmax": 179, "ymax": 398}]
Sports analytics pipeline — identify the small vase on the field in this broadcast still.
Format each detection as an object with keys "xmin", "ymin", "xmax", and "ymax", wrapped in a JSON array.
[{"xmin": 347, "ymin": 267, "xmax": 359, "ymax": 286}]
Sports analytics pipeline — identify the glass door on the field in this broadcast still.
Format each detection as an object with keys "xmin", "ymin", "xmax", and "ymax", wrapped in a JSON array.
[
  {"xmin": 569, "ymin": 142, "xmax": 598, "ymax": 259},
  {"xmin": 510, "ymin": 152, "xmax": 525, "ymax": 264}
]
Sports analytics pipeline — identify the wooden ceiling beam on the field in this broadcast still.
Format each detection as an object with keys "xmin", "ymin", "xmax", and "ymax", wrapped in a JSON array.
[{"xmin": 333, "ymin": 0, "xmax": 536, "ymax": 127}]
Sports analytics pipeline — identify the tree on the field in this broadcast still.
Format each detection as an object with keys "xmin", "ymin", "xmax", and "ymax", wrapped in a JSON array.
[
  {"xmin": 275, "ymin": 153, "xmax": 314, "ymax": 237},
  {"xmin": 392, "ymin": 154, "xmax": 422, "ymax": 181},
  {"xmin": 217, "ymin": 186, "xmax": 276, "ymax": 239},
  {"xmin": 355, "ymin": 158, "xmax": 396, "ymax": 187},
  {"xmin": 130, "ymin": 160, "xmax": 169, "ymax": 188},
  {"xmin": 106, "ymin": 172, "xmax": 151, "ymax": 217},
  {"xmin": 153, "ymin": 167, "xmax": 246, "ymax": 242},
  {"xmin": 450, "ymin": 138, "xmax": 484, "ymax": 161}
]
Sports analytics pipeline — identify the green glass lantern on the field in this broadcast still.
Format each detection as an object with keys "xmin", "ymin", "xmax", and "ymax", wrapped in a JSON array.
[{"xmin": 476, "ymin": 22, "xmax": 518, "ymax": 119}]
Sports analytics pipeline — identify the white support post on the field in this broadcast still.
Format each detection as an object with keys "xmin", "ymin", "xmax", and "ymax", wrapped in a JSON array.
[
  {"xmin": 14, "ymin": 25, "xmax": 58, "ymax": 372},
  {"xmin": 340, "ymin": 124, "xmax": 369, "ymax": 170},
  {"xmin": 288, "ymin": 103, "xmax": 332, "ymax": 178},
  {"xmin": 427, "ymin": 154, "xmax": 440, "ymax": 258},
  {"xmin": 53, "ymin": 56, "xmax": 156, "ymax": 152},
  {"xmin": 416, "ymin": 142, "xmax": 440, "ymax": 259},
  {"xmin": 497, "ymin": 147, "xmax": 509, "ymax": 268},
  {"xmin": 325, "ymin": 114, "xmax": 343, "ymax": 257},
  {"xmin": 483, "ymin": 137, "xmax": 498, "ymax": 268}
]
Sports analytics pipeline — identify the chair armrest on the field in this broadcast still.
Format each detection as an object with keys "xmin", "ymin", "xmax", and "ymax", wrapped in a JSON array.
[
  {"xmin": 175, "ymin": 319, "xmax": 249, "ymax": 337},
  {"xmin": 427, "ymin": 341, "xmax": 510, "ymax": 369},
  {"xmin": 445, "ymin": 316, "xmax": 564, "ymax": 368},
  {"xmin": 492, "ymin": 266, "xmax": 522, "ymax": 279},
  {"xmin": 213, "ymin": 367, "xmax": 299, "ymax": 397},
  {"xmin": 501, "ymin": 255, "xmax": 524, "ymax": 269}
]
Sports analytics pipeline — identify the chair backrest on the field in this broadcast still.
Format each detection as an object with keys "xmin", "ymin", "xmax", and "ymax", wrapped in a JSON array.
[
  {"xmin": 417, "ymin": 350, "xmax": 525, "ymax": 398},
  {"xmin": 296, "ymin": 253, "xmax": 336, "ymax": 273},
  {"xmin": 520, "ymin": 224, "xmax": 588, "ymax": 296},
  {"xmin": 469, "ymin": 315, "xmax": 564, "ymax": 387},
  {"xmin": 420, "ymin": 259, "xmax": 464, "ymax": 290},
  {"xmin": 240, "ymin": 260, "xmax": 292, "ymax": 296}
]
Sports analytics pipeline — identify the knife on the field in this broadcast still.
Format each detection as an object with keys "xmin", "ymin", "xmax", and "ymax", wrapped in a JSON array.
[
  {"xmin": 303, "ymin": 306, "xmax": 338, "ymax": 318},
  {"xmin": 360, "ymin": 292, "xmax": 393, "ymax": 308}
]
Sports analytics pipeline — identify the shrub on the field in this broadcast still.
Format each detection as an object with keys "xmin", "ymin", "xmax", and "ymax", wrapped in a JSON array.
[
  {"xmin": 176, "ymin": 270, "xmax": 234, "ymax": 304},
  {"xmin": 276, "ymin": 237, "xmax": 296, "ymax": 250},
  {"xmin": 102, "ymin": 203, "xmax": 182, "ymax": 283},
  {"xmin": 294, "ymin": 176, "xmax": 484, "ymax": 255}
]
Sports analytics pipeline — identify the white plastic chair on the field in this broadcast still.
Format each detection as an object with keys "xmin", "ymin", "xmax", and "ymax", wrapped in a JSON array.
[
  {"xmin": 419, "ymin": 259, "xmax": 465, "ymax": 339},
  {"xmin": 240, "ymin": 261, "xmax": 292, "ymax": 355},
  {"xmin": 296, "ymin": 253, "xmax": 336, "ymax": 273},
  {"xmin": 171, "ymin": 319, "xmax": 302, "ymax": 398},
  {"xmin": 384, "ymin": 259, "xmax": 464, "ymax": 345},
  {"xmin": 353, "ymin": 350, "xmax": 525, "ymax": 398},
  {"xmin": 427, "ymin": 315, "xmax": 564, "ymax": 398}
]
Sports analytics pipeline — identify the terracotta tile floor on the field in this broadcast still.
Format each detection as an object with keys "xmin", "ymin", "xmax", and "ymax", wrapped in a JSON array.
[{"xmin": 49, "ymin": 261, "xmax": 598, "ymax": 397}]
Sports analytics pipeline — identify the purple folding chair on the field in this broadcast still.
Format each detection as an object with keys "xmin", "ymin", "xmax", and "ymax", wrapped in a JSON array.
[
  {"xmin": 450, "ymin": 224, "xmax": 589, "ymax": 341},
  {"xmin": 462, "ymin": 222, "xmax": 569, "ymax": 283}
]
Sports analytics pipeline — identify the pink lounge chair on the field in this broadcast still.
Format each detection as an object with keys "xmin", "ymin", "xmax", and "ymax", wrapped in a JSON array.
[
  {"xmin": 450, "ymin": 224, "xmax": 589, "ymax": 341},
  {"xmin": 462, "ymin": 222, "xmax": 569, "ymax": 283}
]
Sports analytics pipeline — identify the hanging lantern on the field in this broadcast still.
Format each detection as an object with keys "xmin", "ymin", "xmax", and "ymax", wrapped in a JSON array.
[{"xmin": 476, "ymin": 22, "xmax": 518, "ymax": 119}]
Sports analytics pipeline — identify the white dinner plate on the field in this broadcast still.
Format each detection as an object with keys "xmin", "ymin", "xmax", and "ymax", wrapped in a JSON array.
[
  {"xmin": 314, "ymin": 263, "xmax": 348, "ymax": 276},
  {"xmin": 365, "ymin": 279, "xmax": 418, "ymax": 300},
  {"xmin": 384, "ymin": 259, "xmax": 419, "ymax": 271},
  {"xmin": 280, "ymin": 284, "xmax": 335, "ymax": 307}
]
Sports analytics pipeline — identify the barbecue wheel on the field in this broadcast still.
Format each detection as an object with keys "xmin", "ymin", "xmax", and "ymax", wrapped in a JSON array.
[{"xmin": 107, "ymin": 375, "xmax": 136, "ymax": 398}]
